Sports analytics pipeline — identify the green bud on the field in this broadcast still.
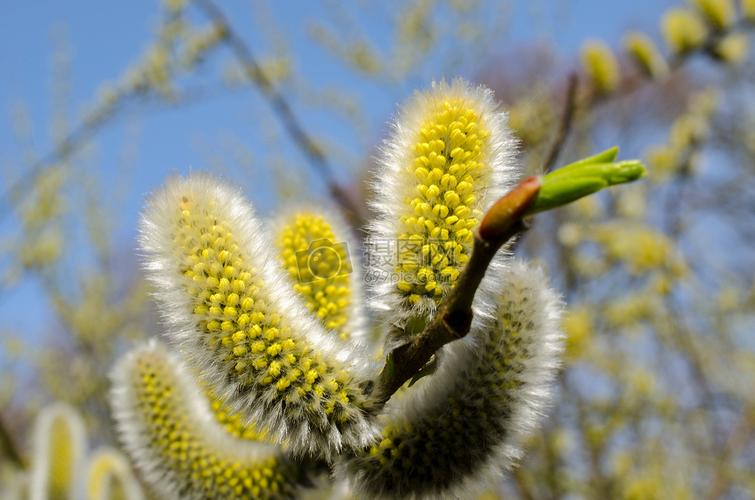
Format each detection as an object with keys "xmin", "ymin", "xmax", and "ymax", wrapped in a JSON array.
[
  {"xmin": 527, "ymin": 153, "xmax": 646, "ymax": 215},
  {"xmin": 553, "ymin": 146, "xmax": 619, "ymax": 170}
]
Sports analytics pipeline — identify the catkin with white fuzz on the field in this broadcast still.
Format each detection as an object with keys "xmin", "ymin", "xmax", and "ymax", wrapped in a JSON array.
[
  {"xmin": 29, "ymin": 402, "xmax": 87, "ymax": 500},
  {"xmin": 138, "ymin": 175, "xmax": 376, "ymax": 458},
  {"xmin": 339, "ymin": 262, "xmax": 563, "ymax": 499},
  {"xmin": 111, "ymin": 340, "xmax": 304, "ymax": 500},
  {"xmin": 369, "ymin": 79, "xmax": 518, "ymax": 327},
  {"xmin": 81, "ymin": 447, "xmax": 144, "ymax": 500}
]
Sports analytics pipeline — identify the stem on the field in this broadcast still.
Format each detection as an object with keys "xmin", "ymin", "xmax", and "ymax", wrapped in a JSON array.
[{"xmin": 543, "ymin": 73, "xmax": 579, "ymax": 173}]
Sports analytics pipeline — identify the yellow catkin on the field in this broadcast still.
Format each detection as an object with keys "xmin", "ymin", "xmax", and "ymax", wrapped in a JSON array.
[
  {"xmin": 395, "ymin": 97, "xmax": 491, "ymax": 305},
  {"xmin": 85, "ymin": 448, "xmax": 143, "ymax": 500},
  {"xmin": 275, "ymin": 212, "xmax": 354, "ymax": 340},
  {"xmin": 581, "ymin": 40, "xmax": 620, "ymax": 94},
  {"xmin": 174, "ymin": 193, "xmax": 360, "ymax": 420},
  {"xmin": 744, "ymin": 0, "xmax": 755, "ymax": 21},
  {"xmin": 623, "ymin": 33, "xmax": 669, "ymax": 78},
  {"xmin": 662, "ymin": 9, "xmax": 708, "ymax": 54},
  {"xmin": 691, "ymin": 0, "xmax": 735, "ymax": 30},
  {"xmin": 30, "ymin": 403, "xmax": 86, "ymax": 500},
  {"xmin": 713, "ymin": 33, "xmax": 749, "ymax": 63},
  {"xmin": 140, "ymin": 176, "xmax": 372, "ymax": 458},
  {"xmin": 48, "ymin": 418, "xmax": 74, "ymax": 500},
  {"xmin": 117, "ymin": 343, "xmax": 300, "ymax": 499}
]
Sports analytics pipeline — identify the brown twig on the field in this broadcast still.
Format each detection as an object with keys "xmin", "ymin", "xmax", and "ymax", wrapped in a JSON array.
[
  {"xmin": 366, "ymin": 177, "xmax": 541, "ymax": 410},
  {"xmin": 543, "ymin": 73, "xmax": 579, "ymax": 173},
  {"xmin": 191, "ymin": 0, "xmax": 365, "ymax": 228},
  {"xmin": 0, "ymin": 413, "xmax": 24, "ymax": 468}
]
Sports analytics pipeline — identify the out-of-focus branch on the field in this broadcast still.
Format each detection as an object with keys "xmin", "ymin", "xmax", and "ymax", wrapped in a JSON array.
[
  {"xmin": 0, "ymin": 118, "xmax": 100, "ymax": 225},
  {"xmin": 586, "ymin": 19, "xmax": 753, "ymax": 110},
  {"xmin": 543, "ymin": 73, "xmax": 578, "ymax": 173},
  {"xmin": 0, "ymin": 413, "xmax": 24, "ymax": 468},
  {"xmin": 191, "ymin": 0, "xmax": 366, "ymax": 228}
]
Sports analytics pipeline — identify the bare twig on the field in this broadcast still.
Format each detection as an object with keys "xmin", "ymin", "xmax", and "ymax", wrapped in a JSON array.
[
  {"xmin": 191, "ymin": 0, "xmax": 365, "ymax": 227},
  {"xmin": 366, "ymin": 177, "xmax": 541, "ymax": 410},
  {"xmin": 543, "ymin": 74, "xmax": 579, "ymax": 173},
  {"xmin": 0, "ymin": 413, "xmax": 24, "ymax": 468}
]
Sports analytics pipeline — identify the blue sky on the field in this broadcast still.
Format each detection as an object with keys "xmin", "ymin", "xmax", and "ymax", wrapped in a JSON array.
[{"xmin": 0, "ymin": 0, "xmax": 678, "ymax": 340}]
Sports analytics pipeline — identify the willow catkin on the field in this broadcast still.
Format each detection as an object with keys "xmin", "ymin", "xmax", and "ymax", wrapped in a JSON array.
[
  {"xmin": 111, "ymin": 340, "xmax": 305, "ymax": 499},
  {"xmin": 138, "ymin": 175, "xmax": 377, "ymax": 458}
]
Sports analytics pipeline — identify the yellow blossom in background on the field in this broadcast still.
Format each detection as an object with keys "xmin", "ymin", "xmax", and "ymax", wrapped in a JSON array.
[
  {"xmin": 662, "ymin": 8, "xmax": 708, "ymax": 54},
  {"xmin": 581, "ymin": 40, "xmax": 620, "ymax": 94},
  {"xmin": 623, "ymin": 32, "xmax": 669, "ymax": 78},
  {"xmin": 744, "ymin": 0, "xmax": 755, "ymax": 20},
  {"xmin": 712, "ymin": 33, "xmax": 750, "ymax": 63},
  {"xmin": 562, "ymin": 306, "xmax": 593, "ymax": 359},
  {"xmin": 605, "ymin": 293, "xmax": 657, "ymax": 329},
  {"xmin": 647, "ymin": 145, "xmax": 679, "ymax": 179},
  {"xmin": 593, "ymin": 224, "xmax": 679, "ymax": 274},
  {"xmin": 691, "ymin": 0, "xmax": 735, "ymax": 30}
]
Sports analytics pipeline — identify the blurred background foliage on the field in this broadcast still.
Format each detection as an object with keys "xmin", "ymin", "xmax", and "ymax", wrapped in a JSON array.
[{"xmin": 1, "ymin": 0, "xmax": 754, "ymax": 498}]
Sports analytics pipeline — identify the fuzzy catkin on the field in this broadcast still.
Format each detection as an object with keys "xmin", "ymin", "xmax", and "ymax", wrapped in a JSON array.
[
  {"xmin": 138, "ymin": 174, "xmax": 377, "ymax": 458},
  {"xmin": 368, "ymin": 79, "xmax": 517, "ymax": 326},
  {"xmin": 82, "ymin": 447, "xmax": 144, "ymax": 500},
  {"xmin": 30, "ymin": 402, "xmax": 87, "ymax": 500},
  {"xmin": 340, "ymin": 262, "xmax": 563, "ymax": 499},
  {"xmin": 111, "ymin": 340, "xmax": 304, "ymax": 500}
]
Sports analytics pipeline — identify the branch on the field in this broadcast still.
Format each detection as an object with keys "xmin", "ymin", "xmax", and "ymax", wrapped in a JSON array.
[
  {"xmin": 0, "ymin": 117, "xmax": 101, "ymax": 225},
  {"xmin": 0, "ymin": 413, "xmax": 24, "ymax": 468},
  {"xmin": 543, "ymin": 73, "xmax": 578, "ymax": 173},
  {"xmin": 366, "ymin": 177, "xmax": 542, "ymax": 410},
  {"xmin": 191, "ymin": 0, "xmax": 365, "ymax": 228}
]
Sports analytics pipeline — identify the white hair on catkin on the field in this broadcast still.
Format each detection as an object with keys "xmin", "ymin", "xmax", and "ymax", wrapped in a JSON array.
[
  {"xmin": 29, "ymin": 402, "xmax": 87, "ymax": 500},
  {"xmin": 367, "ymin": 78, "xmax": 519, "ymax": 329},
  {"xmin": 80, "ymin": 447, "xmax": 144, "ymax": 500},
  {"xmin": 137, "ymin": 174, "xmax": 377, "ymax": 459},
  {"xmin": 337, "ymin": 261, "xmax": 564, "ymax": 499},
  {"xmin": 110, "ymin": 339, "xmax": 304, "ymax": 500},
  {"xmin": 268, "ymin": 202, "xmax": 371, "ymax": 348}
]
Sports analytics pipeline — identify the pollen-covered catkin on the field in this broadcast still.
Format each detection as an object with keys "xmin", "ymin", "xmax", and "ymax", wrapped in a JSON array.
[
  {"xmin": 111, "ymin": 340, "xmax": 304, "ymax": 500},
  {"xmin": 339, "ymin": 262, "xmax": 563, "ymax": 499},
  {"xmin": 272, "ymin": 207, "xmax": 366, "ymax": 342},
  {"xmin": 138, "ymin": 174, "xmax": 376, "ymax": 458},
  {"xmin": 369, "ymin": 79, "xmax": 517, "ymax": 324},
  {"xmin": 81, "ymin": 447, "xmax": 144, "ymax": 500},
  {"xmin": 30, "ymin": 402, "xmax": 87, "ymax": 500}
]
